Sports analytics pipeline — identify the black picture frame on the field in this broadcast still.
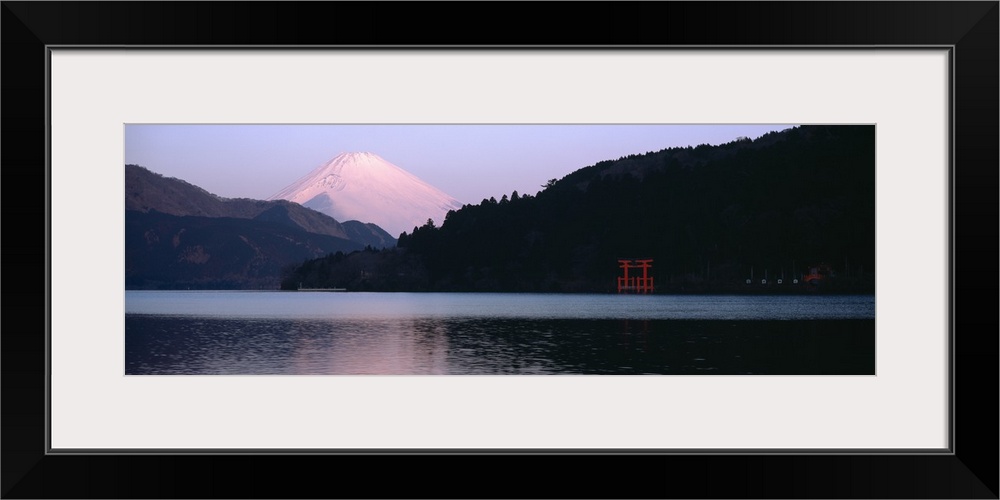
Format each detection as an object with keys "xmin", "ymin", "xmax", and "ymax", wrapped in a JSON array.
[{"xmin": 3, "ymin": 2, "xmax": 997, "ymax": 498}]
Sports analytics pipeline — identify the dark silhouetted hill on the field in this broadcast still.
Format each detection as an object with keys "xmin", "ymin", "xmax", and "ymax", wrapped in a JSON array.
[{"xmin": 283, "ymin": 125, "xmax": 876, "ymax": 293}]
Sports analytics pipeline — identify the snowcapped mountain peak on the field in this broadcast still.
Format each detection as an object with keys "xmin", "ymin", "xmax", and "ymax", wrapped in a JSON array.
[{"xmin": 269, "ymin": 152, "xmax": 464, "ymax": 237}]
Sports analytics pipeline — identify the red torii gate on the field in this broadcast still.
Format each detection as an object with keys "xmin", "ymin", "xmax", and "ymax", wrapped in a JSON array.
[{"xmin": 618, "ymin": 258, "xmax": 654, "ymax": 294}]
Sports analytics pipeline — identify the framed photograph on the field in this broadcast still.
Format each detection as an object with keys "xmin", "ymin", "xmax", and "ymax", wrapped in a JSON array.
[{"xmin": 5, "ymin": 2, "xmax": 997, "ymax": 498}]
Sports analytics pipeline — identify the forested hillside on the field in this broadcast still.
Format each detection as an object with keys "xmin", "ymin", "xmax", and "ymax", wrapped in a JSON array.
[{"xmin": 283, "ymin": 125, "xmax": 875, "ymax": 293}]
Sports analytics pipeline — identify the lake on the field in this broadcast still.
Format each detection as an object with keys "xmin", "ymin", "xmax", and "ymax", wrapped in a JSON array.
[{"xmin": 125, "ymin": 291, "xmax": 875, "ymax": 375}]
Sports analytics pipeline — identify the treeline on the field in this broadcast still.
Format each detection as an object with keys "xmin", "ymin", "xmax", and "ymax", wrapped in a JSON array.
[{"xmin": 282, "ymin": 125, "xmax": 876, "ymax": 293}]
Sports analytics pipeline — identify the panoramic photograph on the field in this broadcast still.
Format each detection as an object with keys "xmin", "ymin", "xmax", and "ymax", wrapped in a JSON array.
[{"xmin": 124, "ymin": 124, "xmax": 875, "ymax": 375}]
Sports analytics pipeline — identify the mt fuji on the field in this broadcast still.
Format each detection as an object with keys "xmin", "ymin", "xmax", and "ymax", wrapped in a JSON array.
[{"xmin": 269, "ymin": 152, "xmax": 465, "ymax": 237}]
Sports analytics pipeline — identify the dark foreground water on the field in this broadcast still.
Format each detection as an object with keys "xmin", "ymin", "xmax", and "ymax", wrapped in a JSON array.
[{"xmin": 125, "ymin": 292, "xmax": 875, "ymax": 375}]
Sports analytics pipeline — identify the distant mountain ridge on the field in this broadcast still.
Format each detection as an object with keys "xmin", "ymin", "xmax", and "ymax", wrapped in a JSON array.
[
  {"xmin": 125, "ymin": 164, "xmax": 396, "ymax": 248},
  {"xmin": 268, "ymin": 152, "xmax": 464, "ymax": 237},
  {"xmin": 124, "ymin": 164, "xmax": 396, "ymax": 289}
]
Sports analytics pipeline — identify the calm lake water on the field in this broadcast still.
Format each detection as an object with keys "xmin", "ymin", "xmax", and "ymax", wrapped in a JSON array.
[{"xmin": 125, "ymin": 292, "xmax": 875, "ymax": 375}]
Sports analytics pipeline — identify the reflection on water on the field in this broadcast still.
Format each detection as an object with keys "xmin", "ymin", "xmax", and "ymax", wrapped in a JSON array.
[
  {"xmin": 125, "ymin": 292, "xmax": 876, "ymax": 375},
  {"xmin": 126, "ymin": 314, "xmax": 875, "ymax": 375}
]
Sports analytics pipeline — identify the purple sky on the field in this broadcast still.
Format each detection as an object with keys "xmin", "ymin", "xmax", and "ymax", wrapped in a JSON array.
[{"xmin": 124, "ymin": 124, "xmax": 796, "ymax": 205}]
